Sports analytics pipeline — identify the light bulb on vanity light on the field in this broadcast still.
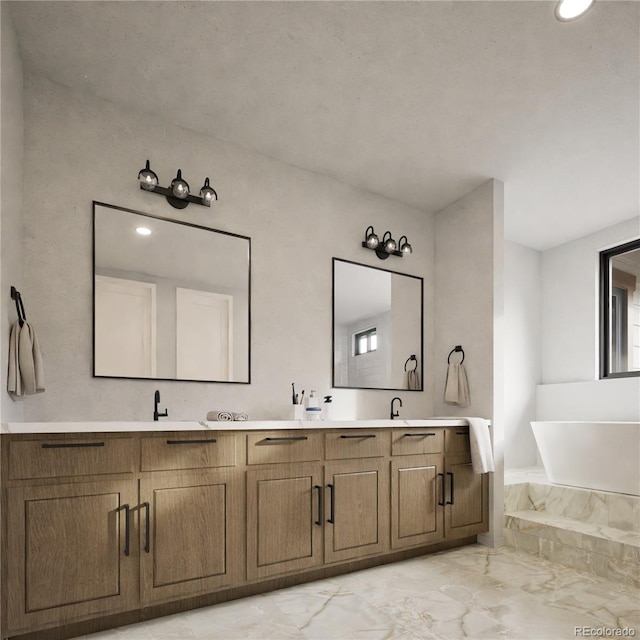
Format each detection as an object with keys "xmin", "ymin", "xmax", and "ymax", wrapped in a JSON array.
[
  {"xmin": 383, "ymin": 231, "xmax": 397, "ymax": 254},
  {"xmin": 170, "ymin": 169, "xmax": 190, "ymax": 199},
  {"xmin": 136, "ymin": 227, "xmax": 152, "ymax": 236}
]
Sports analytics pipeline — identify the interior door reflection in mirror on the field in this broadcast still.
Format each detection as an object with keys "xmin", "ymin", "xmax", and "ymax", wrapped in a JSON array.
[
  {"xmin": 93, "ymin": 202, "xmax": 250, "ymax": 382},
  {"xmin": 332, "ymin": 258, "xmax": 423, "ymax": 390}
]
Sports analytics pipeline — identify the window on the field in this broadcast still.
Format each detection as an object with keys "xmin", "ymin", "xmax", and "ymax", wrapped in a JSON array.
[
  {"xmin": 600, "ymin": 239, "xmax": 640, "ymax": 378},
  {"xmin": 354, "ymin": 327, "xmax": 377, "ymax": 355}
]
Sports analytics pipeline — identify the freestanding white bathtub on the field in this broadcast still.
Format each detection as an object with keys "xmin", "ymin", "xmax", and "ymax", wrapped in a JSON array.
[{"xmin": 531, "ymin": 421, "xmax": 640, "ymax": 496}]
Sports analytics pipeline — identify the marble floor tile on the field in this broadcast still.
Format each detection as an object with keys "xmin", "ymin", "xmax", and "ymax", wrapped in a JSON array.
[{"xmin": 79, "ymin": 545, "xmax": 640, "ymax": 640}]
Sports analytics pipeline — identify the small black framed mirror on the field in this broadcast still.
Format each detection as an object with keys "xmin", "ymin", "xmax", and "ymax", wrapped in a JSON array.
[{"xmin": 332, "ymin": 258, "xmax": 423, "ymax": 391}]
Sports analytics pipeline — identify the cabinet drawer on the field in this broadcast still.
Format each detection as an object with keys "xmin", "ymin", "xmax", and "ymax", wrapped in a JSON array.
[
  {"xmin": 8, "ymin": 437, "xmax": 135, "ymax": 480},
  {"xmin": 247, "ymin": 432, "xmax": 321, "ymax": 465},
  {"xmin": 325, "ymin": 431, "xmax": 389, "ymax": 460},
  {"xmin": 141, "ymin": 433, "xmax": 236, "ymax": 471},
  {"xmin": 392, "ymin": 429, "xmax": 444, "ymax": 456},
  {"xmin": 445, "ymin": 427, "xmax": 470, "ymax": 454}
]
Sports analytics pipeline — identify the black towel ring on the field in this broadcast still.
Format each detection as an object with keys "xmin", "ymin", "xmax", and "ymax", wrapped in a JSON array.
[
  {"xmin": 404, "ymin": 354, "xmax": 418, "ymax": 371},
  {"xmin": 10, "ymin": 286, "xmax": 26, "ymax": 327},
  {"xmin": 447, "ymin": 345, "xmax": 465, "ymax": 364}
]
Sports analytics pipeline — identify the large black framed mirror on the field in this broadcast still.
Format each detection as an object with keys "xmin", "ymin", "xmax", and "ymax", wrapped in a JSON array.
[
  {"xmin": 93, "ymin": 202, "xmax": 251, "ymax": 383},
  {"xmin": 332, "ymin": 258, "xmax": 423, "ymax": 391}
]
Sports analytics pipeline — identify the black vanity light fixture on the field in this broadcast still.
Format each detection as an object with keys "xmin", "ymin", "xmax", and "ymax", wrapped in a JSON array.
[
  {"xmin": 362, "ymin": 226, "xmax": 412, "ymax": 260},
  {"xmin": 137, "ymin": 160, "xmax": 218, "ymax": 210}
]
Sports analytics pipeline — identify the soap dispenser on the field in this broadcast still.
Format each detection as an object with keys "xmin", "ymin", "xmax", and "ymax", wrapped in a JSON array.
[
  {"xmin": 305, "ymin": 390, "xmax": 322, "ymax": 420},
  {"xmin": 323, "ymin": 395, "xmax": 333, "ymax": 421}
]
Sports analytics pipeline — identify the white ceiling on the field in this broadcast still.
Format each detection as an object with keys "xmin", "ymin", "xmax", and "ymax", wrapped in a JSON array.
[{"xmin": 8, "ymin": 1, "xmax": 639, "ymax": 250}]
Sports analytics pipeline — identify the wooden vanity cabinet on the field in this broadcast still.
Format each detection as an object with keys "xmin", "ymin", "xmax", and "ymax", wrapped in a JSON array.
[
  {"xmin": 390, "ymin": 427, "xmax": 488, "ymax": 549},
  {"xmin": 390, "ymin": 454, "xmax": 445, "ymax": 549},
  {"xmin": 324, "ymin": 458, "xmax": 389, "ymax": 563},
  {"xmin": 443, "ymin": 427, "xmax": 488, "ymax": 538},
  {"xmin": 246, "ymin": 463, "xmax": 324, "ymax": 580},
  {"xmin": 139, "ymin": 468, "xmax": 242, "ymax": 604},
  {"xmin": 138, "ymin": 433, "xmax": 241, "ymax": 604},
  {"xmin": 2, "ymin": 425, "xmax": 488, "ymax": 639},
  {"xmin": 2, "ymin": 435, "xmax": 139, "ymax": 635}
]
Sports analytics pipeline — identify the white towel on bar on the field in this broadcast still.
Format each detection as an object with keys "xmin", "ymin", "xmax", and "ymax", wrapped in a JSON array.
[
  {"xmin": 443, "ymin": 363, "xmax": 470, "ymax": 407},
  {"xmin": 465, "ymin": 417, "xmax": 494, "ymax": 474},
  {"xmin": 404, "ymin": 369, "xmax": 421, "ymax": 390},
  {"xmin": 233, "ymin": 412, "xmax": 249, "ymax": 421},
  {"xmin": 206, "ymin": 410, "xmax": 233, "ymax": 421},
  {"xmin": 7, "ymin": 321, "xmax": 45, "ymax": 397}
]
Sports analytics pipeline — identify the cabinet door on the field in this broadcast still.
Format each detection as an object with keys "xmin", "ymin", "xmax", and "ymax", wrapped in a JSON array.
[
  {"xmin": 139, "ymin": 469, "xmax": 242, "ymax": 604},
  {"xmin": 324, "ymin": 458, "xmax": 389, "ymax": 563},
  {"xmin": 5, "ymin": 480, "xmax": 137, "ymax": 635},
  {"xmin": 247, "ymin": 464, "xmax": 323, "ymax": 580},
  {"xmin": 444, "ymin": 455, "xmax": 489, "ymax": 538},
  {"xmin": 391, "ymin": 454, "xmax": 445, "ymax": 549}
]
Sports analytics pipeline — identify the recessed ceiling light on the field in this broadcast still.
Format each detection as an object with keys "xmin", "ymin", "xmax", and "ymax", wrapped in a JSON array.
[
  {"xmin": 555, "ymin": 0, "xmax": 596, "ymax": 21},
  {"xmin": 136, "ymin": 227, "xmax": 152, "ymax": 236}
]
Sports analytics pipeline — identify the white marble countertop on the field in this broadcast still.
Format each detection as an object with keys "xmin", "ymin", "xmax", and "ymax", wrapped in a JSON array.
[{"xmin": 1, "ymin": 418, "xmax": 469, "ymax": 434}]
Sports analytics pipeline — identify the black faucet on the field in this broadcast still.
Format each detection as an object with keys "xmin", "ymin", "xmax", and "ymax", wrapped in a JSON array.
[
  {"xmin": 390, "ymin": 397, "xmax": 402, "ymax": 420},
  {"xmin": 153, "ymin": 390, "xmax": 168, "ymax": 421}
]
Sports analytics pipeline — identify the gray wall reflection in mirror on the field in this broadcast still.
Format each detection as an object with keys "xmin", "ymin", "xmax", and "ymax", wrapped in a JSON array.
[
  {"xmin": 332, "ymin": 258, "xmax": 423, "ymax": 391},
  {"xmin": 93, "ymin": 202, "xmax": 250, "ymax": 382}
]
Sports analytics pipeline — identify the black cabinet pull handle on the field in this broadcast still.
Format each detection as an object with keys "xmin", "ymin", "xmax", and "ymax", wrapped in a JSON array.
[
  {"xmin": 327, "ymin": 483, "xmax": 335, "ymax": 524},
  {"xmin": 142, "ymin": 501, "xmax": 150, "ymax": 553},
  {"xmin": 116, "ymin": 504, "xmax": 130, "ymax": 557},
  {"xmin": 264, "ymin": 436, "xmax": 308, "ymax": 442},
  {"xmin": 456, "ymin": 431, "xmax": 468, "ymax": 436},
  {"xmin": 403, "ymin": 433, "xmax": 436, "ymax": 437},
  {"xmin": 42, "ymin": 442, "xmax": 105, "ymax": 449},
  {"xmin": 166, "ymin": 439, "xmax": 217, "ymax": 445},
  {"xmin": 339, "ymin": 434, "xmax": 376, "ymax": 439},
  {"xmin": 446, "ymin": 472, "xmax": 455, "ymax": 505},
  {"xmin": 314, "ymin": 485, "xmax": 323, "ymax": 526},
  {"xmin": 437, "ymin": 473, "xmax": 445, "ymax": 506}
]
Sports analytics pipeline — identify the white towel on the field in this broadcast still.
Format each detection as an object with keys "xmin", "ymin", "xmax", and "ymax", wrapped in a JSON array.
[
  {"xmin": 206, "ymin": 410, "xmax": 233, "ymax": 421},
  {"xmin": 7, "ymin": 321, "xmax": 45, "ymax": 397},
  {"xmin": 233, "ymin": 412, "xmax": 249, "ymax": 421},
  {"xmin": 466, "ymin": 417, "xmax": 494, "ymax": 474},
  {"xmin": 443, "ymin": 363, "xmax": 470, "ymax": 407},
  {"xmin": 404, "ymin": 369, "xmax": 421, "ymax": 390}
]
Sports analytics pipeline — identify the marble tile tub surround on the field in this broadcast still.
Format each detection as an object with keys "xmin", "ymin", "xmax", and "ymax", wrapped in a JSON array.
[
  {"xmin": 504, "ymin": 480, "xmax": 640, "ymax": 589},
  {"xmin": 74, "ymin": 545, "xmax": 639, "ymax": 640},
  {"xmin": 504, "ymin": 481, "xmax": 640, "ymax": 534}
]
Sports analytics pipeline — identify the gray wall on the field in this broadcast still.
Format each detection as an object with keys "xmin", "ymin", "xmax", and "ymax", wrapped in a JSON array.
[
  {"xmin": 537, "ymin": 216, "xmax": 640, "ymax": 421},
  {"xmin": 1, "ymin": 4, "xmax": 25, "ymax": 423},
  {"xmin": 433, "ymin": 179, "xmax": 504, "ymax": 546},
  {"xmin": 504, "ymin": 240, "xmax": 541, "ymax": 468},
  {"xmin": 19, "ymin": 72, "xmax": 436, "ymax": 422}
]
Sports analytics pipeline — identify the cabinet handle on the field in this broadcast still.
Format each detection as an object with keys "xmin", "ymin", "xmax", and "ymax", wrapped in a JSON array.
[
  {"xmin": 327, "ymin": 484, "xmax": 335, "ymax": 524},
  {"xmin": 116, "ymin": 504, "xmax": 130, "ymax": 557},
  {"xmin": 437, "ymin": 473, "xmax": 445, "ymax": 506},
  {"xmin": 142, "ymin": 501, "xmax": 150, "ymax": 553},
  {"xmin": 41, "ymin": 442, "xmax": 105, "ymax": 449},
  {"xmin": 339, "ymin": 434, "xmax": 376, "ymax": 439},
  {"xmin": 314, "ymin": 485, "xmax": 323, "ymax": 526},
  {"xmin": 446, "ymin": 472, "xmax": 455, "ymax": 505},
  {"xmin": 455, "ymin": 431, "xmax": 468, "ymax": 436},
  {"xmin": 166, "ymin": 439, "xmax": 216, "ymax": 445},
  {"xmin": 263, "ymin": 436, "xmax": 308, "ymax": 442},
  {"xmin": 403, "ymin": 433, "xmax": 436, "ymax": 437}
]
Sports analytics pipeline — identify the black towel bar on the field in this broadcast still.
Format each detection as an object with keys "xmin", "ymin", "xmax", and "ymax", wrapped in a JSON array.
[
  {"xmin": 447, "ymin": 345, "xmax": 465, "ymax": 364},
  {"xmin": 404, "ymin": 354, "xmax": 417, "ymax": 371},
  {"xmin": 10, "ymin": 286, "xmax": 26, "ymax": 327}
]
